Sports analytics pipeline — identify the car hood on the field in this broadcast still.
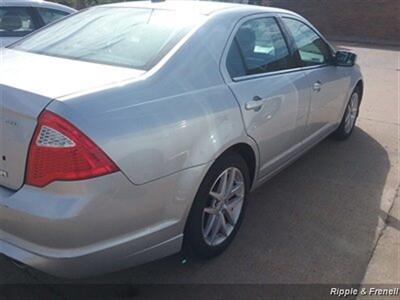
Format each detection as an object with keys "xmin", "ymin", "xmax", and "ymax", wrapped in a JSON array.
[{"xmin": 0, "ymin": 48, "xmax": 144, "ymax": 99}]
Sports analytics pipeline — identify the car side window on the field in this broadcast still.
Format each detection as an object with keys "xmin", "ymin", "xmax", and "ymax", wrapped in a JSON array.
[
  {"xmin": 226, "ymin": 17, "xmax": 291, "ymax": 78},
  {"xmin": 37, "ymin": 8, "xmax": 69, "ymax": 25},
  {"xmin": 0, "ymin": 7, "xmax": 37, "ymax": 37},
  {"xmin": 226, "ymin": 40, "xmax": 247, "ymax": 78},
  {"xmin": 282, "ymin": 18, "xmax": 333, "ymax": 67}
]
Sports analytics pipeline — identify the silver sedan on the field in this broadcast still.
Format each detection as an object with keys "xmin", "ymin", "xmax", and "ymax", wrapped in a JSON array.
[{"xmin": 0, "ymin": 1, "xmax": 363, "ymax": 277}]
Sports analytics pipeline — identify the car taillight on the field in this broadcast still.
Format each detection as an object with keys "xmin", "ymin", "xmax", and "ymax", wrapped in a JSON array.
[{"xmin": 26, "ymin": 110, "xmax": 119, "ymax": 187}]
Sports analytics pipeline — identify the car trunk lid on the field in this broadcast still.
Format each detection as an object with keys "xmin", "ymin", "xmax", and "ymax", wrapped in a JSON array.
[{"xmin": 0, "ymin": 48, "xmax": 143, "ymax": 190}]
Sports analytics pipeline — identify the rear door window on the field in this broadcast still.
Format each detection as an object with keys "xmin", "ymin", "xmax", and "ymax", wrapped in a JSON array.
[
  {"xmin": 226, "ymin": 17, "xmax": 292, "ymax": 78},
  {"xmin": 0, "ymin": 7, "xmax": 38, "ymax": 37}
]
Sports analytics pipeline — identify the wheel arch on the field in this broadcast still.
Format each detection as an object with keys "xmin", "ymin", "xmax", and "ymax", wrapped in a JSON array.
[
  {"xmin": 182, "ymin": 141, "xmax": 258, "ymax": 253},
  {"xmin": 220, "ymin": 143, "xmax": 257, "ymax": 187},
  {"xmin": 355, "ymin": 79, "xmax": 364, "ymax": 103}
]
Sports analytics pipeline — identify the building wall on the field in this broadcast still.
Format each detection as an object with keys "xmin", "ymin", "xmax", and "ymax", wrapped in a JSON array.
[{"xmin": 268, "ymin": 0, "xmax": 400, "ymax": 45}]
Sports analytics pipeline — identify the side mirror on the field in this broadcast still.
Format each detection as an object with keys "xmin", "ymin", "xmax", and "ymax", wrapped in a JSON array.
[{"xmin": 334, "ymin": 51, "xmax": 357, "ymax": 67}]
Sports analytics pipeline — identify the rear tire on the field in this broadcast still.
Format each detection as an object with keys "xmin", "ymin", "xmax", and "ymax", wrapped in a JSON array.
[
  {"xmin": 184, "ymin": 152, "xmax": 250, "ymax": 259},
  {"xmin": 331, "ymin": 88, "xmax": 361, "ymax": 140}
]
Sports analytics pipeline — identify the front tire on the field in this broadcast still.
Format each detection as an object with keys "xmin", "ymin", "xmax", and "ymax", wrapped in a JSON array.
[
  {"xmin": 332, "ymin": 88, "xmax": 361, "ymax": 140},
  {"xmin": 184, "ymin": 152, "xmax": 250, "ymax": 259}
]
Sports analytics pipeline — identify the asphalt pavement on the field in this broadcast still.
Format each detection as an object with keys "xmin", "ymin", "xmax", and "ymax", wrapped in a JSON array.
[{"xmin": 1, "ymin": 42, "xmax": 399, "ymax": 299}]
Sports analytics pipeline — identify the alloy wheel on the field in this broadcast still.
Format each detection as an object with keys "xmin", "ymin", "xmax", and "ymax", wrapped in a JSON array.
[
  {"xmin": 201, "ymin": 167, "xmax": 245, "ymax": 246},
  {"xmin": 344, "ymin": 92, "xmax": 359, "ymax": 133}
]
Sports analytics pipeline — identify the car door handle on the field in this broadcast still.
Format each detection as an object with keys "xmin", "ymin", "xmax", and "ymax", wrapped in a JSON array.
[
  {"xmin": 245, "ymin": 96, "xmax": 264, "ymax": 111},
  {"xmin": 313, "ymin": 81, "xmax": 322, "ymax": 92}
]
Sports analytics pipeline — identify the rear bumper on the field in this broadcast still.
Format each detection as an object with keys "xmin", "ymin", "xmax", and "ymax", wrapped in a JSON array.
[
  {"xmin": 0, "ymin": 233, "xmax": 182, "ymax": 278},
  {"xmin": 0, "ymin": 164, "xmax": 209, "ymax": 278}
]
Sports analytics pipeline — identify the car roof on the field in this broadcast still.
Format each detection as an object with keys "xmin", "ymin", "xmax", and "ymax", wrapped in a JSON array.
[
  {"xmin": 103, "ymin": 0, "xmax": 291, "ymax": 16},
  {"xmin": 0, "ymin": 0, "xmax": 76, "ymax": 13}
]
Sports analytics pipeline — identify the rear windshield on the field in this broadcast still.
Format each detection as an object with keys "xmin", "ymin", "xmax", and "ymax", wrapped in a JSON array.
[{"xmin": 12, "ymin": 7, "xmax": 205, "ymax": 70}]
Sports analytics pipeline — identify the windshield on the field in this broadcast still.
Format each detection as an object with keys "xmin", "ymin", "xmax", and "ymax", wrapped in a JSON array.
[{"xmin": 12, "ymin": 7, "xmax": 205, "ymax": 70}]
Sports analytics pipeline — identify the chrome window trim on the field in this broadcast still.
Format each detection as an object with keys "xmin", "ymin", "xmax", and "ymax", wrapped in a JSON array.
[
  {"xmin": 220, "ymin": 12, "xmax": 336, "ymax": 83},
  {"xmin": 232, "ymin": 66, "xmax": 302, "ymax": 82},
  {"xmin": 221, "ymin": 12, "xmax": 338, "ymax": 83},
  {"xmin": 231, "ymin": 63, "xmax": 333, "ymax": 82}
]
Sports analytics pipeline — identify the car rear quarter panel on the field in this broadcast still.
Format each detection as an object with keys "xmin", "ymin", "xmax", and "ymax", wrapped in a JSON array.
[{"xmin": 46, "ymin": 12, "xmax": 258, "ymax": 185}]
